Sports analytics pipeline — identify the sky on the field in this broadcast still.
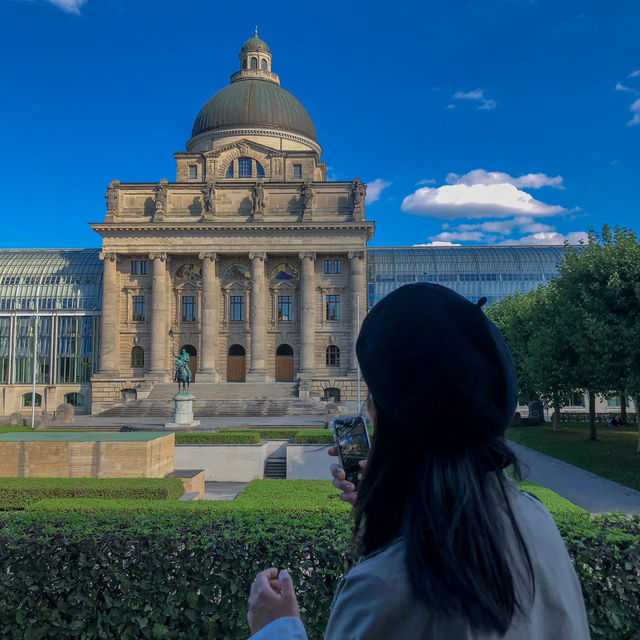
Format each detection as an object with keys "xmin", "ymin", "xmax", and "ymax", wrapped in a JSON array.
[{"xmin": 1, "ymin": 0, "xmax": 639, "ymax": 249}]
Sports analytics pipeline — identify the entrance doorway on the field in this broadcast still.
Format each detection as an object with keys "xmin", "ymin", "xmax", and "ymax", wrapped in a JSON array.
[
  {"xmin": 227, "ymin": 344, "xmax": 246, "ymax": 382},
  {"xmin": 275, "ymin": 344, "xmax": 294, "ymax": 382},
  {"xmin": 180, "ymin": 345, "xmax": 197, "ymax": 382}
]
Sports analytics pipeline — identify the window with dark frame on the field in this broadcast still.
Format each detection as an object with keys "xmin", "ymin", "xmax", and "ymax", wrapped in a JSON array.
[
  {"xmin": 140, "ymin": 260, "xmax": 148, "ymax": 275},
  {"xmin": 131, "ymin": 260, "xmax": 139, "ymax": 275},
  {"xmin": 230, "ymin": 295, "xmax": 245, "ymax": 321},
  {"xmin": 182, "ymin": 296, "xmax": 197, "ymax": 322},
  {"xmin": 324, "ymin": 260, "xmax": 332, "ymax": 274},
  {"xmin": 132, "ymin": 295, "xmax": 146, "ymax": 322},
  {"xmin": 326, "ymin": 295, "xmax": 340, "ymax": 321},
  {"xmin": 188, "ymin": 165, "xmax": 198, "ymax": 179},
  {"xmin": 277, "ymin": 295, "xmax": 292, "ymax": 321},
  {"xmin": 239, "ymin": 157, "xmax": 252, "ymax": 178},
  {"xmin": 293, "ymin": 164, "xmax": 302, "ymax": 179},
  {"xmin": 226, "ymin": 163, "xmax": 234, "ymax": 178},
  {"xmin": 333, "ymin": 260, "xmax": 342, "ymax": 274},
  {"xmin": 326, "ymin": 345, "xmax": 340, "ymax": 366},
  {"xmin": 131, "ymin": 346, "xmax": 144, "ymax": 368}
]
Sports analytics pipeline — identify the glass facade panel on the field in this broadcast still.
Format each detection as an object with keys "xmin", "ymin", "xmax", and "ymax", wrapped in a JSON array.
[
  {"xmin": 14, "ymin": 317, "xmax": 51, "ymax": 384},
  {"xmin": 0, "ymin": 317, "xmax": 9, "ymax": 383},
  {"xmin": 367, "ymin": 247, "xmax": 567, "ymax": 308},
  {"xmin": 57, "ymin": 316, "xmax": 98, "ymax": 383}
]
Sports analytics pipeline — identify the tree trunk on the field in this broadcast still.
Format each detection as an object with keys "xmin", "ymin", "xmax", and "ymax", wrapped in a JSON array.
[
  {"xmin": 552, "ymin": 392, "xmax": 561, "ymax": 432},
  {"xmin": 588, "ymin": 390, "xmax": 597, "ymax": 440},
  {"xmin": 620, "ymin": 393, "xmax": 627, "ymax": 424}
]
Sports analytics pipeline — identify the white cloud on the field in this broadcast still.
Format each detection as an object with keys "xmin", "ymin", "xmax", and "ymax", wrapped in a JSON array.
[
  {"xmin": 45, "ymin": 0, "xmax": 87, "ymax": 13},
  {"xmin": 453, "ymin": 89, "xmax": 497, "ymax": 110},
  {"xmin": 402, "ymin": 182, "xmax": 566, "ymax": 219},
  {"xmin": 628, "ymin": 98, "xmax": 640, "ymax": 126},
  {"xmin": 430, "ymin": 231, "xmax": 489, "ymax": 243},
  {"xmin": 417, "ymin": 178, "xmax": 437, "ymax": 185},
  {"xmin": 365, "ymin": 178, "xmax": 391, "ymax": 204},
  {"xmin": 413, "ymin": 241, "xmax": 462, "ymax": 247},
  {"xmin": 499, "ymin": 231, "xmax": 588, "ymax": 246},
  {"xmin": 616, "ymin": 82, "xmax": 635, "ymax": 93},
  {"xmin": 629, "ymin": 70, "xmax": 640, "ymax": 78},
  {"xmin": 445, "ymin": 169, "xmax": 564, "ymax": 189}
]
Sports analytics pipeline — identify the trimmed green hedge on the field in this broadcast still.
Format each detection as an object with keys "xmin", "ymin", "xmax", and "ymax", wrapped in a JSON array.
[
  {"xmin": 174, "ymin": 432, "xmax": 260, "ymax": 445},
  {"xmin": 0, "ymin": 477, "xmax": 184, "ymax": 510},
  {"xmin": 1, "ymin": 506, "xmax": 638, "ymax": 638},
  {"xmin": 294, "ymin": 429, "xmax": 334, "ymax": 444},
  {"xmin": 220, "ymin": 428, "xmax": 302, "ymax": 439},
  {"xmin": 0, "ymin": 425, "xmax": 33, "ymax": 433}
]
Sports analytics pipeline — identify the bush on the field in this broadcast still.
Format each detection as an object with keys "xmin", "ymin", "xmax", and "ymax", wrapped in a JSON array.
[
  {"xmin": 221, "ymin": 428, "xmax": 301, "ymax": 439},
  {"xmin": 294, "ymin": 429, "xmax": 334, "ymax": 444},
  {"xmin": 174, "ymin": 432, "xmax": 260, "ymax": 445},
  {"xmin": 0, "ymin": 425, "xmax": 33, "ymax": 434},
  {"xmin": 0, "ymin": 477, "xmax": 184, "ymax": 510},
  {"xmin": 1, "ymin": 506, "xmax": 638, "ymax": 638}
]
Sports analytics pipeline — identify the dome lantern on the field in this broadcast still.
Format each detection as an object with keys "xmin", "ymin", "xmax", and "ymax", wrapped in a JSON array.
[{"xmin": 238, "ymin": 27, "xmax": 273, "ymax": 76}]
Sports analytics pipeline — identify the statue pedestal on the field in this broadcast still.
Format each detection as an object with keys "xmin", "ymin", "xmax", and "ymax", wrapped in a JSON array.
[{"xmin": 164, "ymin": 392, "xmax": 200, "ymax": 430}]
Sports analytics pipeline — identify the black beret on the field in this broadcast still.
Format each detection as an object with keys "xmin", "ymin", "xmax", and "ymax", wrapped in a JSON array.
[{"xmin": 356, "ymin": 283, "xmax": 517, "ymax": 451}]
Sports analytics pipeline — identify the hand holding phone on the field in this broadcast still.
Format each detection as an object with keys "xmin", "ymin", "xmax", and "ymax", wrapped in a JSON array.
[{"xmin": 330, "ymin": 415, "xmax": 371, "ymax": 490}]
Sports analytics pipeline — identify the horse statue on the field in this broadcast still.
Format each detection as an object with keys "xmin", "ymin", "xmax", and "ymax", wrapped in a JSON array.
[{"xmin": 173, "ymin": 349, "xmax": 192, "ymax": 394}]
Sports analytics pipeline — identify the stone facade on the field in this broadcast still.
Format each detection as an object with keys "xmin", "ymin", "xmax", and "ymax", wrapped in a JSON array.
[{"xmin": 90, "ymin": 33, "xmax": 374, "ymax": 412}]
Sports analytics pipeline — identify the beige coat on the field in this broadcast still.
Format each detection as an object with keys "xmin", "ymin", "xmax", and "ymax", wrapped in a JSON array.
[{"xmin": 324, "ymin": 477, "xmax": 591, "ymax": 639}]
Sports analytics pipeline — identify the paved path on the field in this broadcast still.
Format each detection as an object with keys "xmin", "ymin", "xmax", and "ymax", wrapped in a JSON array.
[
  {"xmin": 202, "ymin": 482, "xmax": 248, "ymax": 500},
  {"xmin": 508, "ymin": 441, "xmax": 640, "ymax": 514},
  {"xmin": 69, "ymin": 415, "xmax": 327, "ymax": 430}
]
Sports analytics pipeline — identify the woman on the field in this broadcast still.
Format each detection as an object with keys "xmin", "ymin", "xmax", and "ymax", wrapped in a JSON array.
[{"xmin": 247, "ymin": 283, "xmax": 591, "ymax": 639}]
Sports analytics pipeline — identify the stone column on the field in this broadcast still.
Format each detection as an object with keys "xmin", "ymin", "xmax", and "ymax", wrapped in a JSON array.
[
  {"xmin": 299, "ymin": 252, "xmax": 316, "ymax": 376},
  {"xmin": 198, "ymin": 252, "xmax": 220, "ymax": 382},
  {"xmin": 247, "ymin": 252, "xmax": 268, "ymax": 381},
  {"xmin": 148, "ymin": 253, "xmax": 168, "ymax": 379},
  {"xmin": 349, "ymin": 251, "xmax": 366, "ymax": 373},
  {"xmin": 97, "ymin": 252, "xmax": 119, "ymax": 376}
]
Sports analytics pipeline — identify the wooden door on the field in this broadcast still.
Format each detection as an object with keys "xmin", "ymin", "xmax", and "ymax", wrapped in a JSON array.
[
  {"xmin": 227, "ymin": 355, "xmax": 246, "ymax": 382},
  {"xmin": 275, "ymin": 355, "xmax": 294, "ymax": 382}
]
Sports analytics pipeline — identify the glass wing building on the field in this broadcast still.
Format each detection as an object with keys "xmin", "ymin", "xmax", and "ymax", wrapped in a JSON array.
[
  {"xmin": 0, "ymin": 250, "xmax": 102, "ymax": 414},
  {"xmin": 368, "ymin": 246, "xmax": 566, "ymax": 308}
]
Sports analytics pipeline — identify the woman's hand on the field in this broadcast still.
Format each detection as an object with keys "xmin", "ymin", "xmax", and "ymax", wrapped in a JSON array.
[
  {"xmin": 328, "ymin": 447, "xmax": 368, "ymax": 506},
  {"xmin": 247, "ymin": 568, "xmax": 299, "ymax": 635}
]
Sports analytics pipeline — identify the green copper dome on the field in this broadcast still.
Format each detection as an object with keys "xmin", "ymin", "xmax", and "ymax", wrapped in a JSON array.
[
  {"xmin": 241, "ymin": 35, "xmax": 270, "ymax": 53},
  {"xmin": 191, "ymin": 78, "xmax": 318, "ymax": 142}
]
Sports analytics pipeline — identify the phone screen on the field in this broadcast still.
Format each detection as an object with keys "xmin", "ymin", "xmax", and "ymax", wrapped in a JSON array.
[{"xmin": 332, "ymin": 415, "xmax": 370, "ymax": 487}]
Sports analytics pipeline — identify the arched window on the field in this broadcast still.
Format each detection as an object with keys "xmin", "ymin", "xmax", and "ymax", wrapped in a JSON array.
[
  {"xmin": 324, "ymin": 387, "xmax": 341, "ymax": 402},
  {"xmin": 256, "ymin": 162, "xmax": 265, "ymax": 178},
  {"xmin": 226, "ymin": 163, "xmax": 234, "ymax": 178},
  {"xmin": 326, "ymin": 345, "xmax": 340, "ymax": 366},
  {"xmin": 251, "ymin": 57, "xmax": 258, "ymax": 69},
  {"xmin": 22, "ymin": 392, "xmax": 41, "ymax": 407},
  {"xmin": 131, "ymin": 346, "xmax": 144, "ymax": 368},
  {"xmin": 261, "ymin": 59, "xmax": 267, "ymax": 70},
  {"xmin": 238, "ymin": 157, "xmax": 252, "ymax": 178},
  {"xmin": 243, "ymin": 59, "xmax": 248, "ymax": 69},
  {"xmin": 64, "ymin": 392, "xmax": 84, "ymax": 407},
  {"xmin": 229, "ymin": 344, "xmax": 245, "ymax": 356},
  {"xmin": 276, "ymin": 344, "xmax": 294, "ymax": 356}
]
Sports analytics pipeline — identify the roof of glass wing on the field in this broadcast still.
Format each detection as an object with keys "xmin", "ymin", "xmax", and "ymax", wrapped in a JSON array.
[
  {"xmin": 0, "ymin": 250, "xmax": 102, "ymax": 312},
  {"xmin": 367, "ymin": 246, "xmax": 567, "ymax": 307}
]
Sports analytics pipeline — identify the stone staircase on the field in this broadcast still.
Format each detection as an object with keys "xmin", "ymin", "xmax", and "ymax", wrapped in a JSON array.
[{"xmin": 97, "ymin": 383, "xmax": 326, "ymax": 419}]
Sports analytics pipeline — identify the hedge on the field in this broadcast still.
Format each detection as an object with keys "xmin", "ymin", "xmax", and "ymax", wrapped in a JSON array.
[
  {"xmin": 174, "ymin": 432, "xmax": 260, "ymax": 445},
  {"xmin": 0, "ymin": 477, "xmax": 184, "ymax": 510},
  {"xmin": 0, "ymin": 425, "xmax": 33, "ymax": 434},
  {"xmin": 294, "ymin": 429, "xmax": 334, "ymax": 444},
  {"xmin": 220, "ymin": 428, "xmax": 302, "ymax": 440},
  {"xmin": 1, "ymin": 508, "xmax": 638, "ymax": 638}
]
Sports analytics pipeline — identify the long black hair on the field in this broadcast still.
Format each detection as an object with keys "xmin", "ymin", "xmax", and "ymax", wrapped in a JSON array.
[{"xmin": 354, "ymin": 402, "xmax": 535, "ymax": 636}]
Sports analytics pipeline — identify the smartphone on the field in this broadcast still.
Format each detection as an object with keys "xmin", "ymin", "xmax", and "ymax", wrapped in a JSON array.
[{"xmin": 331, "ymin": 415, "xmax": 371, "ymax": 488}]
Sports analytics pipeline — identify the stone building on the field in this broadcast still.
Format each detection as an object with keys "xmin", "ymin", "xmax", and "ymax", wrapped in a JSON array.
[{"xmin": 90, "ymin": 30, "xmax": 374, "ymax": 412}]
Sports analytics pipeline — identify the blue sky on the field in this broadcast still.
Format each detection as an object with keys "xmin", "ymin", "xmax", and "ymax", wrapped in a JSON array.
[{"xmin": 2, "ymin": 0, "xmax": 639, "ymax": 248}]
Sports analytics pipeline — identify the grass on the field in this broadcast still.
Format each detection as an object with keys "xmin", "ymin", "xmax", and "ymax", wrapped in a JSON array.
[{"xmin": 507, "ymin": 422, "xmax": 640, "ymax": 492}]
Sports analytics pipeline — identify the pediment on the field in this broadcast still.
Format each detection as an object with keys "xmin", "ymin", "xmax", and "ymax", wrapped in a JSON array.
[{"xmin": 205, "ymin": 138, "xmax": 280, "ymax": 159}]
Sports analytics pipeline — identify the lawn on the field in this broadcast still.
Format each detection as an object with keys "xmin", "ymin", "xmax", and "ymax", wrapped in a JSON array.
[{"xmin": 507, "ymin": 422, "xmax": 640, "ymax": 492}]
